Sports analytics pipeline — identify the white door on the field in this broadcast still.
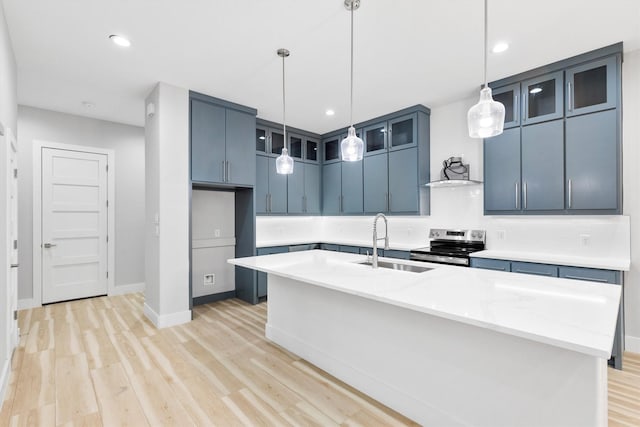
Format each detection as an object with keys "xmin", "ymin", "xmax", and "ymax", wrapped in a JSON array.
[
  {"xmin": 41, "ymin": 148, "xmax": 108, "ymax": 304},
  {"xmin": 7, "ymin": 129, "xmax": 18, "ymax": 350}
]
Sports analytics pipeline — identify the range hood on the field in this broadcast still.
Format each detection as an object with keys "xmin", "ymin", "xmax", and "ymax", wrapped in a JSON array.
[{"xmin": 425, "ymin": 156, "xmax": 482, "ymax": 187}]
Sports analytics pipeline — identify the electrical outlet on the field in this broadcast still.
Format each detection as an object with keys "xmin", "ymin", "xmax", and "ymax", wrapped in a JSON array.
[
  {"xmin": 580, "ymin": 234, "xmax": 591, "ymax": 246},
  {"xmin": 214, "ymin": 229, "xmax": 221, "ymax": 238},
  {"xmin": 203, "ymin": 273, "xmax": 215, "ymax": 286},
  {"xmin": 497, "ymin": 230, "xmax": 506, "ymax": 240}
]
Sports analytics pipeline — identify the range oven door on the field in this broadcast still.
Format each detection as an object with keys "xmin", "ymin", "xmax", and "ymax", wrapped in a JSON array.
[{"xmin": 409, "ymin": 252, "xmax": 470, "ymax": 266}]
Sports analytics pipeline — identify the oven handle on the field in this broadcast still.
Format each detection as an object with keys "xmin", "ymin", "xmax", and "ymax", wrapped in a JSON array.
[{"xmin": 410, "ymin": 253, "xmax": 470, "ymax": 266}]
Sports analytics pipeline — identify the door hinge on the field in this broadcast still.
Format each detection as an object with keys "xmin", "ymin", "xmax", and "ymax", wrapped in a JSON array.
[
  {"xmin": 106, "ymin": 200, "xmax": 109, "ymax": 207},
  {"xmin": 106, "ymin": 271, "xmax": 109, "ymax": 278},
  {"xmin": 106, "ymin": 235, "xmax": 109, "ymax": 243},
  {"xmin": 106, "ymin": 164, "xmax": 109, "ymax": 172},
  {"xmin": 13, "ymin": 239, "xmax": 17, "ymax": 250},
  {"xmin": 13, "ymin": 169, "xmax": 17, "ymax": 178},
  {"xmin": 13, "ymin": 311, "xmax": 17, "ymax": 321}
]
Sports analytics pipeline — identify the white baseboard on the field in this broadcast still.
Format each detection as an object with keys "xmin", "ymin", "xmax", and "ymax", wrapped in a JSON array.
[
  {"xmin": 626, "ymin": 335, "xmax": 640, "ymax": 353},
  {"xmin": 0, "ymin": 358, "xmax": 10, "ymax": 409},
  {"xmin": 143, "ymin": 303, "xmax": 191, "ymax": 329},
  {"xmin": 109, "ymin": 282, "xmax": 145, "ymax": 296},
  {"xmin": 17, "ymin": 298, "xmax": 39, "ymax": 310}
]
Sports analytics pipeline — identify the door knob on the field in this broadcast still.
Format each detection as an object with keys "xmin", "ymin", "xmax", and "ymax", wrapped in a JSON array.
[{"xmin": 43, "ymin": 243, "xmax": 57, "ymax": 248}]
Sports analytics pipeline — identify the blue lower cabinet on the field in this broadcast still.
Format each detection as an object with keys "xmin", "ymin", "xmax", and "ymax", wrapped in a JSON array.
[
  {"xmin": 339, "ymin": 245, "xmax": 360, "ymax": 254},
  {"xmin": 510, "ymin": 261, "xmax": 558, "ymax": 277},
  {"xmin": 359, "ymin": 247, "xmax": 383, "ymax": 257},
  {"xmin": 470, "ymin": 258, "xmax": 511, "ymax": 272},
  {"xmin": 321, "ymin": 244, "xmax": 339, "ymax": 251},
  {"xmin": 256, "ymin": 246, "xmax": 288, "ymax": 298},
  {"xmin": 383, "ymin": 249, "xmax": 411, "ymax": 260},
  {"xmin": 558, "ymin": 266, "xmax": 620, "ymax": 284}
]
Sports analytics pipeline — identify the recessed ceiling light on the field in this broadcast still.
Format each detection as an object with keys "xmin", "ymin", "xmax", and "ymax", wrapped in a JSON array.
[
  {"xmin": 529, "ymin": 87, "xmax": 542, "ymax": 94},
  {"xmin": 109, "ymin": 34, "xmax": 131, "ymax": 47},
  {"xmin": 82, "ymin": 101, "xmax": 95, "ymax": 108},
  {"xmin": 325, "ymin": 109, "xmax": 335, "ymax": 116},
  {"xmin": 492, "ymin": 42, "xmax": 509, "ymax": 53}
]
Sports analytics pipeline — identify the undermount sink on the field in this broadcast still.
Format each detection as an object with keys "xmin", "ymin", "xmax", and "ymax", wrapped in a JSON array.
[{"xmin": 357, "ymin": 260, "xmax": 432, "ymax": 273}]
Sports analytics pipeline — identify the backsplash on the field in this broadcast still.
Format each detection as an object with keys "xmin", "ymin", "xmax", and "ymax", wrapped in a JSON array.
[{"xmin": 257, "ymin": 213, "xmax": 630, "ymax": 261}]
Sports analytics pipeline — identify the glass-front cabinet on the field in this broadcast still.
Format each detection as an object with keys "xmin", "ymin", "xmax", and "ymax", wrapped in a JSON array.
[
  {"xmin": 288, "ymin": 133, "xmax": 303, "ymax": 159},
  {"xmin": 492, "ymin": 83, "xmax": 521, "ymax": 129},
  {"xmin": 522, "ymin": 71, "xmax": 564, "ymax": 125},
  {"xmin": 388, "ymin": 114, "xmax": 417, "ymax": 150},
  {"xmin": 323, "ymin": 137, "xmax": 340, "ymax": 163},
  {"xmin": 255, "ymin": 127, "xmax": 267, "ymax": 153},
  {"xmin": 566, "ymin": 56, "xmax": 618, "ymax": 117},
  {"xmin": 305, "ymin": 138, "xmax": 319, "ymax": 162},
  {"xmin": 363, "ymin": 123, "xmax": 387, "ymax": 155}
]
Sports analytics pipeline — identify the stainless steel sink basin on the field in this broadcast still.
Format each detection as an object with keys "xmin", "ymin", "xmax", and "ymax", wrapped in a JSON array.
[{"xmin": 357, "ymin": 260, "xmax": 432, "ymax": 273}]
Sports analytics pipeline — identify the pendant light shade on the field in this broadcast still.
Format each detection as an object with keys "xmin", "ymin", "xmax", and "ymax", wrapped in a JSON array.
[
  {"xmin": 467, "ymin": 0, "xmax": 505, "ymax": 139},
  {"xmin": 276, "ymin": 48, "xmax": 294, "ymax": 175},
  {"xmin": 276, "ymin": 147, "xmax": 294, "ymax": 174},
  {"xmin": 340, "ymin": 0, "xmax": 364, "ymax": 162},
  {"xmin": 467, "ymin": 87, "xmax": 505, "ymax": 138}
]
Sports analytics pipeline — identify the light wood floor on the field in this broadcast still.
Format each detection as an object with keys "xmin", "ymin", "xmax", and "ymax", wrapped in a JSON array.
[{"xmin": 0, "ymin": 293, "xmax": 638, "ymax": 426}]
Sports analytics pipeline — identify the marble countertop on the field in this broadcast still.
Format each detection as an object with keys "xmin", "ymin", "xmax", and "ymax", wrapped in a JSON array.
[
  {"xmin": 470, "ymin": 249, "xmax": 630, "ymax": 271},
  {"xmin": 229, "ymin": 250, "xmax": 621, "ymax": 359}
]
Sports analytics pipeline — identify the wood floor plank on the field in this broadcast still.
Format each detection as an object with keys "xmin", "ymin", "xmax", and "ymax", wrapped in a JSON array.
[
  {"xmin": 82, "ymin": 328, "xmax": 120, "ymax": 370},
  {"xmin": 7, "ymin": 403, "xmax": 55, "ymax": 427},
  {"xmin": 128, "ymin": 369, "xmax": 194, "ymax": 426},
  {"xmin": 11, "ymin": 350, "xmax": 56, "ymax": 414},
  {"xmin": 55, "ymin": 353, "xmax": 99, "ymax": 425},
  {"xmin": 24, "ymin": 319, "xmax": 54, "ymax": 354},
  {"xmin": 90, "ymin": 363, "xmax": 149, "ymax": 427}
]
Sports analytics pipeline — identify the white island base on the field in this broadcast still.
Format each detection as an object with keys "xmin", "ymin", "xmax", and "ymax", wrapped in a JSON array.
[{"xmin": 266, "ymin": 274, "xmax": 607, "ymax": 427}]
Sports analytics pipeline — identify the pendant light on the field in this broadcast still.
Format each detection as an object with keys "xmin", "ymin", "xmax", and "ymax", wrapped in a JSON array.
[
  {"xmin": 467, "ymin": 0, "xmax": 505, "ymax": 138},
  {"xmin": 276, "ymin": 48, "xmax": 294, "ymax": 174},
  {"xmin": 340, "ymin": 0, "xmax": 364, "ymax": 162}
]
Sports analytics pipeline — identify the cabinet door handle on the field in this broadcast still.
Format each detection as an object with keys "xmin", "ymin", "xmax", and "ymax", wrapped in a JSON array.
[
  {"xmin": 302, "ymin": 195, "xmax": 306, "ymax": 213},
  {"xmin": 340, "ymin": 195, "xmax": 344, "ymax": 213},
  {"xmin": 568, "ymin": 179, "xmax": 573, "ymax": 209},
  {"xmin": 222, "ymin": 161, "xmax": 226, "ymax": 182},
  {"xmin": 515, "ymin": 94, "xmax": 519, "ymax": 121},
  {"xmin": 567, "ymin": 81, "xmax": 573, "ymax": 112},
  {"xmin": 389, "ymin": 193, "xmax": 392, "ymax": 211},
  {"xmin": 523, "ymin": 182, "xmax": 528, "ymax": 210},
  {"xmin": 522, "ymin": 93, "xmax": 526, "ymax": 122},
  {"xmin": 515, "ymin": 181, "xmax": 520, "ymax": 209},
  {"xmin": 43, "ymin": 243, "xmax": 57, "ymax": 248},
  {"xmin": 385, "ymin": 192, "xmax": 389, "ymax": 211},
  {"xmin": 226, "ymin": 161, "xmax": 231, "ymax": 182}
]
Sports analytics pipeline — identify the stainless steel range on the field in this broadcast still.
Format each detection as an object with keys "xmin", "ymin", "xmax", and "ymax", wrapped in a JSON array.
[{"xmin": 410, "ymin": 228, "xmax": 486, "ymax": 266}]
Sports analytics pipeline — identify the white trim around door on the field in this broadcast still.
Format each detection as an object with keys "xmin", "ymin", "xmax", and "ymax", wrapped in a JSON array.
[{"xmin": 32, "ymin": 140, "xmax": 115, "ymax": 306}]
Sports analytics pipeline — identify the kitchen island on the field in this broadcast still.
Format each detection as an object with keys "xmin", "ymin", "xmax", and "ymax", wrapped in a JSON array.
[{"xmin": 229, "ymin": 250, "xmax": 621, "ymax": 427}]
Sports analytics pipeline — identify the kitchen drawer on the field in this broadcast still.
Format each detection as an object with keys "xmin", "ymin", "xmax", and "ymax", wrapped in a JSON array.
[
  {"xmin": 470, "ymin": 258, "xmax": 511, "ymax": 272},
  {"xmin": 339, "ymin": 245, "xmax": 360, "ymax": 254},
  {"xmin": 558, "ymin": 266, "xmax": 621, "ymax": 284},
  {"xmin": 288, "ymin": 244, "xmax": 318, "ymax": 252},
  {"xmin": 383, "ymin": 249, "xmax": 411, "ymax": 260},
  {"xmin": 511, "ymin": 261, "xmax": 558, "ymax": 277},
  {"xmin": 321, "ymin": 244, "xmax": 339, "ymax": 251}
]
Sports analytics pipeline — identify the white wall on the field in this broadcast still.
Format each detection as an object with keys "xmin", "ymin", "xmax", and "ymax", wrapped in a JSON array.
[
  {"xmin": 257, "ymin": 51, "xmax": 640, "ymax": 350},
  {"xmin": 0, "ymin": 0, "xmax": 17, "ymax": 405},
  {"xmin": 622, "ymin": 48, "xmax": 640, "ymax": 351},
  {"xmin": 144, "ymin": 82, "xmax": 191, "ymax": 328},
  {"xmin": 16, "ymin": 106, "xmax": 145, "ymax": 304}
]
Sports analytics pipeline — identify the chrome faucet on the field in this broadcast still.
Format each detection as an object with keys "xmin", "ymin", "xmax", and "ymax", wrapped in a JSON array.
[{"xmin": 372, "ymin": 213, "xmax": 389, "ymax": 268}]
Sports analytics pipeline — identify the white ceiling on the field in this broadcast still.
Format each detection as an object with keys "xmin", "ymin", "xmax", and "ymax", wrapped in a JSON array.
[{"xmin": 4, "ymin": 0, "xmax": 640, "ymax": 134}]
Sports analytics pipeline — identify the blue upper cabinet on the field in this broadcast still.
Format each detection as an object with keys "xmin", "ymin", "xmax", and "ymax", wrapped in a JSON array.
[
  {"xmin": 566, "ymin": 56, "xmax": 618, "ymax": 117},
  {"xmin": 305, "ymin": 163, "xmax": 321, "ymax": 214},
  {"xmin": 484, "ymin": 128, "xmax": 521, "ymax": 212},
  {"xmin": 363, "ymin": 153, "xmax": 388, "ymax": 213},
  {"xmin": 190, "ymin": 92, "xmax": 257, "ymax": 186},
  {"xmin": 341, "ymin": 161, "xmax": 364, "ymax": 214},
  {"xmin": 484, "ymin": 44, "xmax": 622, "ymax": 215},
  {"xmin": 322, "ymin": 162, "xmax": 341, "ymax": 215},
  {"xmin": 255, "ymin": 155, "xmax": 287, "ymax": 214},
  {"xmin": 287, "ymin": 161, "xmax": 321, "ymax": 214},
  {"xmin": 191, "ymin": 99, "xmax": 226, "ymax": 183},
  {"xmin": 492, "ymin": 83, "xmax": 521, "ymax": 129},
  {"xmin": 521, "ymin": 120, "xmax": 565, "ymax": 211},
  {"xmin": 566, "ymin": 109, "xmax": 619, "ymax": 212},
  {"xmin": 388, "ymin": 147, "xmax": 419, "ymax": 213},
  {"xmin": 521, "ymin": 71, "xmax": 564, "ymax": 125},
  {"xmin": 323, "ymin": 136, "xmax": 341, "ymax": 163}
]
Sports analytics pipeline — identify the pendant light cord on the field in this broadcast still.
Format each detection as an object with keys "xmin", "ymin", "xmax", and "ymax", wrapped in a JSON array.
[
  {"xmin": 349, "ymin": 2, "xmax": 354, "ymax": 126},
  {"xmin": 483, "ymin": 0, "xmax": 488, "ymax": 89},
  {"xmin": 282, "ymin": 53, "xmax": 287, "ymax": 149}
]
